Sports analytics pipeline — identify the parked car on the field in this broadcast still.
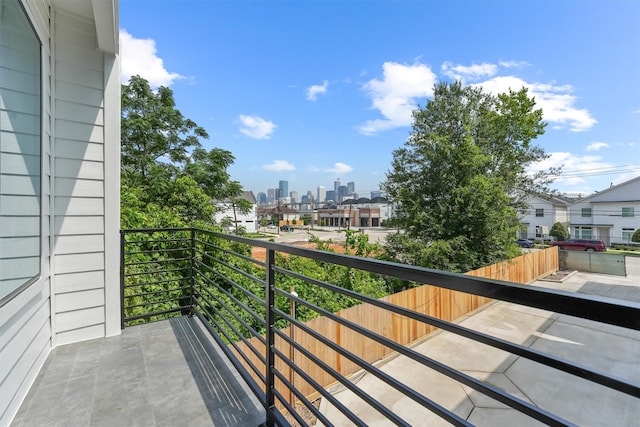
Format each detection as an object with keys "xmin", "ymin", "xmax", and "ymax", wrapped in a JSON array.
[
  {"xmin": 516, "ymin": 239, "xmax": 535, "ymax": 248},
  {"xmin": 280, "ymin": 225, "xmax": 294, "ymax": 232},
  {"xmin": 551, "ymin": 239, "xmax": 606, "ymax": 252},
  {"xmin": 267, "ymin": 224, "xmax": 277, "ymax": 229}
]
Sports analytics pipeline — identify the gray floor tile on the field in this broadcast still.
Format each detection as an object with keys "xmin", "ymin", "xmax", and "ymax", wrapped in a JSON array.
[{"xmin": 11, "ymin": 316, "xmax": 265, "ymax": 427}]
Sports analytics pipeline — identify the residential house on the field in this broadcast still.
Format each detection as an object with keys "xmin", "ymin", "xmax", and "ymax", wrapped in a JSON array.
[
  {"xmin": 257, "ymin": 205, "xmax": 300, "ymax": 226},
  {"xmin": 0, "ymin": 0, "xmax": 120, "ymax": 424},
  {"xmin": 213, "ymin": 190, "xmax": 258, "ymax": 232},
  {"xmin": 569, "ymin": 176, "xmax": 640, "ymax": 245},
  {"xmin": 519, "ymin": 194, "xmax": 570, "ymax": 240}
]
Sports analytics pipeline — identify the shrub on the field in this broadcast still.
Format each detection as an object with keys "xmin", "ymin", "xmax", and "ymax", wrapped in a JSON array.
[{"xmin": 549, "ymin": 222, "xmax": 568, "ymax": 241}]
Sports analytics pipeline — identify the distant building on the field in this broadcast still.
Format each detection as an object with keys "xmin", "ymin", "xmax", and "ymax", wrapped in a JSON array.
[
  {"xmin": 347, "ymin": 181, "xmax": 355, "ymax": 194},
  {"xmin": 326, "ymin": 190, "xmax": 336, "ymax": 203},
  {"xmin": 371, "ymin": 190, "xmax": 383, "ymax": 199},
  {"xmin": 290, "ymin": 191, "xmax": 298, "ymax": 203},
  {"xmin": 213, "ymin": 191, "xmax": 258, "ymax": 231},
  {"xmin": 334, "ymin": 179, "xmax": 341, "ymax": 194},
  {"xmin": 338, "ymin": 185, "xmax": 348, "ymax": 202},
  {"xmin": 279, "ymin": 180, "xmax": 288, "ymax": 201},
  {"xmin": 257, "ymin": 192, "xmax": 267, "ymax": 205},
  {"xmin": 267, "ymin": 188, "xmax": 276, "ymax": 203},
  {"xmin": 317, "ymin": 186, "xmax": 326, "ymax": 203}
]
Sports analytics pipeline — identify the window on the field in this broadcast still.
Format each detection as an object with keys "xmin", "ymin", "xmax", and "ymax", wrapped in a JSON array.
[
  {"xmin": 0, "ymin": 0, "xmax": 42, "ymax": 303},
  {"xmin": 579, "ymin": 227, "xmax": 592, "ymax": 239},
  {"xmin": 622, "ymin": 207, "xmax": 635, "ymax": 218},
  {"xmin": 581, "ymin": 208, "xmax": 592, "ymax": 218},
  {"xmin": 535, "ymin": 208, "xmax": 544, "ymax": 217},
  {"xmin": 622, "ymin": 228, "xmax": 634, "ymax": 243}
]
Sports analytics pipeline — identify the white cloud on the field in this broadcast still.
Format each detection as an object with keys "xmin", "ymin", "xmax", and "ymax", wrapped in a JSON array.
[
  {"xmin": 306, "ymin": 80, "xmax": 329, "ymax": 101},
  {"xmin": 498, "ymin": 60, "xmax": 529, "ymax": 69},
  {"xmin": 358, "ymin": 62, "xmax": 437, "ymax": 135},
  {"xmin": 309, "ymin": 162, "xmax": 353, "ymax": 174},
  {"xmin": 120, "ymin": 29, "xmax": 184, "ymax": 88},
  {"xmin": 529, "ymin": 152, "xmax": 612, "ymax": 187},
  {"xmin": 238, "ymin": 115, "xmax": 277, "ymax": 139},
  {"xmin": 586, "ymin": 142, "xmax": 609, "ymax": 151},
  {"xmin": 262, "ymin": 160, "xmax": 295, "ymax": 172},
  {"xmin": 326, "ymin": 162, "xmax": 353, "ymax": 174},
  {"xmin": 476, "ymin": 76, "xmax": 597, "ymax": 132},
  {"xmin": 442, "ymin": 61, "xmax": 497, "ymax": 83}
]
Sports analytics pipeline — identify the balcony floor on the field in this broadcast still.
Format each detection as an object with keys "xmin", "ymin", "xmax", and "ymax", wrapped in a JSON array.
[{"xmin": 11, "ymin": 316, "xmax": 265, "ymax": 427}]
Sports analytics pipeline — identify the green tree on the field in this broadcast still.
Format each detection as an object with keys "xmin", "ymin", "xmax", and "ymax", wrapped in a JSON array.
[
  {"xmin": 549, "ymin": 222, "xmax": 569, "ymax": 241},
  {"xmin": 120, "ymin": 75, "xmax": 243, "ymax": 226},
  {"xmin": 121, "ymin": 75, "xmax": 207, "ymax": 186},
  {"xmin": 383, "ymin": 81, "xmax": 558, "ymax": 272},
  {"xmin": 632, "ymin": 229, "xmax": 640, "ymax": 243}
]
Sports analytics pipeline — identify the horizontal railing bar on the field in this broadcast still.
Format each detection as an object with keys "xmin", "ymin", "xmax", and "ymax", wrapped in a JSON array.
[
  {"xmin": 195, "ymin": 298, "xmax": 268, "ymax": 380},
  {"xmin": 194, "ymin": 237, "xmax": 267, "ymax": 269},
  {"xmin": 123, "ymin": 285, "xmax": 191, "ymax": 300},
  {"xmin": 192, "ymin": 310, "xmax": 285, "ymax": 425},
  {"xmin": 271, "ymin": 364, "xmax": 352, "ymax": 427},
  {"xmin": 194, "ymin": 258, "xmax": 266, "ymax": 308},
  {"xmin": 194, "ymin": 309, "xmax": 269, "ymax": 391},
  {"xmin": 272, "ymin": 328, "xmax": 407, "ymax": 426},
  {"xmin": 123, "ymin": 277, "xmax": 189, "ymax": 289},
  {"xmin": 272, "ymin": 306, "xmax": 472, "ymax": 426},
  {"xmin": 197, "ymin": 251, "xmax": 266, "ymax": 289},
  {"xmin": 273, "ymin": 302, "xmax": 570, "ymax": 427},
  {"xmin": 123, "ymin": 266, "xmax": 191, "ymax": 278},
  {"xmin": 124, "ymin": 247, "xmax": 191, "ymax": 256},
  {"xmin": 123, "ymin": 256, "xmax": 191, "ymax": 267},
  {"xmin": 269, "ymin": 385, "xmax": 308, "ymax": 427},
  {"xmin": 193, "ymin": 284, "xmax": 267, "ymax": 346},
  {"xmin": 124, "ymin": 297, "xmax": 184, "ymax": 310},
  {"xmin": 207, "ymin": 229, "xmax": 640, "ymax": 331},
  {"xmin": 123, "ymin": 306, "xmax": 186, "ymax": 323},
  {"xmin": 122, "ymin": 227, "xmax": 193, "ymax": 234},
  {"xmin": 274, "ymin": 266, "xmax": 640, "ymax": 398}
]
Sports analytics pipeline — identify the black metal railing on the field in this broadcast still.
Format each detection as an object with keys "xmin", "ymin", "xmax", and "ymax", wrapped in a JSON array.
[{"xmin": 121, "ymin": 227, "xmax": 640, "ymax": 427}]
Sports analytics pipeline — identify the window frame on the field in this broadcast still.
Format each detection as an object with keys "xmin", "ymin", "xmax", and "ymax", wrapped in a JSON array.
[
  {"xmin": 0, "ymin": 0, "xmax": 43, "ymax": 308},
  {"xmin": 581, "ymin": 208, "xmax": 592, "ymax": 218},
  {"xmin": 622, "ymin": 207, "xmax": 635, "ymax": 218},
  {"xmin": 535, "ymin": 208, "xmax": 544, "ymax": 218}
]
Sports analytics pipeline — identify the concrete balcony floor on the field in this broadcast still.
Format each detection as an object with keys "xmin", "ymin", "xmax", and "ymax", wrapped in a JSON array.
[{"xmin": 10, "ymin": 316, "xmax": 264, "ymax": 427}]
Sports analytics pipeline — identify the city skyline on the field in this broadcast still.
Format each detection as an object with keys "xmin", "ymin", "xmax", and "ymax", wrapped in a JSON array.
[
  {"xmin": 119, "ymin": 1, "xmax": 640, "ymax": 197},
  {"xmin": 255, "ymin": 178, "xmax": 383, "ymax": 205}
]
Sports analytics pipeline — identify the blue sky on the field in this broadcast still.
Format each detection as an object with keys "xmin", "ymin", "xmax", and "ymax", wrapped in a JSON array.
[{"xmin": 119, "ymin": 0, "xmax": 640, "ymax": 199}]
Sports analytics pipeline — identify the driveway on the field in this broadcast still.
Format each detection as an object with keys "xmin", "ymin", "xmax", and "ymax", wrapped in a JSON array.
[{"xmin": 319, "ymin": 257, "xmax": 640, "ymax": 426}]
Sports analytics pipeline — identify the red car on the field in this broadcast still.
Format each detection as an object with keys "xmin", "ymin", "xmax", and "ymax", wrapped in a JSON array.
[{"xmin": 552, "ymin": 239, "xmax": 606, "ymax": 252}]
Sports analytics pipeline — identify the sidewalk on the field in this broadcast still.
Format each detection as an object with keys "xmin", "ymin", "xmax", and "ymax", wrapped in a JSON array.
[{"xmin": 319, "ymin": 257, "xmax": 640, "ymax": 426}]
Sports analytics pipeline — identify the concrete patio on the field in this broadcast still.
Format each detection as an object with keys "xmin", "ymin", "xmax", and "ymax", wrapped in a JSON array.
[
  {"xmin": 10, "ymin": 258, "xmax": 640, "ymax": 426},
  {"xmin": 319, "ymin": 257, "xmax": 640, "ymax": 426},
  {"xmin": 10, "ymin": 316, "xmax": 264, "ymax": 427}
]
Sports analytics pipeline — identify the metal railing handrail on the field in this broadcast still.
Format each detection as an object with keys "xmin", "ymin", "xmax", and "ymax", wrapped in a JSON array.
[{"xmin": 121, "ymin": 227, "xmax": 640, "ymax": 426}]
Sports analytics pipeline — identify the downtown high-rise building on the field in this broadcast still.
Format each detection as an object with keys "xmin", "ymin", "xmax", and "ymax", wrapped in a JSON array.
[
  {"xmin": 317, "ymin": 186, "xmax": 326, "ymax": 204},
  {"xmin": 279, "ymin": 180, "xmax": 288, "ymax": 201},
  {"xmin": 347, "ymin": 181, "xmax": 355, "ymax": 194},
  {"xmin": 290, "ymin": 191, "xmax": 298, "ymax": 203}
]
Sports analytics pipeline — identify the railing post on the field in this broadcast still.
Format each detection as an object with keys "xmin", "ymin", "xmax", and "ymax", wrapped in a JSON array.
[
  {"xmin": 265, "ymin": 248, "xmax": 276, "ymax": 426},
  {"xmin": 190, "ymin": 228, "xmax": 196, "ymax": 316},
  {"xmin": 120, "ymin": 229, "xmax": 125, "ymax": 329}
]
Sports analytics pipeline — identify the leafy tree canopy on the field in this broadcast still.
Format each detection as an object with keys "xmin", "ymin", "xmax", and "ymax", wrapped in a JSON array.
[
  {"xmin": 549, "ymin": 221, "xmax": 569, "ymax": 241},
  {"xmin": 383, "ymin": 81, "xmax": 558, "ymax": 271},
  {"xmin": 121, "ymin": 75, "xmax": 243, "ymax": 225}
]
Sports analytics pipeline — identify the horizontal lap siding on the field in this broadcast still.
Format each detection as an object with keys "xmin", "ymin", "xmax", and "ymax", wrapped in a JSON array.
[
  {"xmin": 52, "ymin": 9, "xmax": 106, "ymax": 346},
  {"xmin": 0, "ymin": 1, "xmax": 52, "ymax": 425}
]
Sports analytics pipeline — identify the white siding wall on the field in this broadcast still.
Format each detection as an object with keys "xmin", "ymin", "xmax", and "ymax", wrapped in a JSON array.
[
  {"xmin": 51, "ymin": 8, "xmax": 108, "ymax": 346},
  {"xmin": 0, "ymin": 1, "xmax": 51, "ymax": 424},
  {"xmin": 1, "ymin": 1, "xmax": 119, "ymax": 423}
]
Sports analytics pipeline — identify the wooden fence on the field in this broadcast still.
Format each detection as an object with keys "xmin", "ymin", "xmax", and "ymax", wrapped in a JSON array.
[{"xmin": 230, "ymin": 246, "xmax": 559, "ymax": 406}]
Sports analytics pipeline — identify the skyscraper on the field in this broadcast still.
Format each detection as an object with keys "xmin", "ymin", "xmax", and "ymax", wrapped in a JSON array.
[
  {"xmin": 334, "ymin": 179, "xmax": 340, "ymax": 194},
  {"xmin": 317, "ymin": 186, "xmax": 326, "ymax": 204},
  {"xmin": 347, "ymin": 181, "xmax": 355, "ymax": 194},
  {"xmin": 279, "ymin": 180, "xmax": 288, "ymax": 201}
]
